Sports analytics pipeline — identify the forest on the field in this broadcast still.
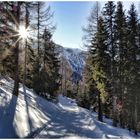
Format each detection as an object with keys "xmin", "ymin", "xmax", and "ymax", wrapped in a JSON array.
[
  {"xmin": 81, "ymin": 1, "xmax": 140, "ymax": 135},
  {"xmin": 0, "ymin": 1, "xmax": 140, "ymax": 138},
  {"xmin": 0, "ymin": 2, "xmax": 60, "ymax": 98}
]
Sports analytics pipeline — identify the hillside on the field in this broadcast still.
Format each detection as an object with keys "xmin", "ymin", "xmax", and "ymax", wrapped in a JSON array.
[
  {"xmin": 31, "ymin": 44, "xmax": 87, "ymax": 79},
  {"xmin": 0, "ymin": 76, "xmax": 139, "ymax": 138},
  {"xmin": 56, "ymin": 45, "xmax": 87, "ymax": 81},
  {"xmin": 56, "ymin": 45, "xmax": 87, "ymax": 95},
  {"xmin": 57, "ymin": 45, "xmax": 86, "ymax": 74}
]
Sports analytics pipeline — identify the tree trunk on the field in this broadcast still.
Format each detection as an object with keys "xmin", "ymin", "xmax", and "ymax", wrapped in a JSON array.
[
  {"xmin": 61, "ymin": 57, "xmax": 63, "ymax": 94},
  {"xmin": 112, "ymin": 96, "xmax": 117, "ymax": 127},
  {"xmin": 12, "ymin": 2, "xmax": 21, "ymax": 96},
  {"xmin": 37, "ymin": 2, "xmax": 40, "ymax": 56},
  {"xmin": 134, "ymin": 96, "xmax": 138, "ymax": 135},
  {"xmin": 98, "ymin": 92, "xmax": 103, "ymax": 122},
  {"xmin": 64, "ymin": 63, "xmax": 66, "ymax": 96},
  {"xmin": 12, "ymin": 42, "xmax": 19, "ymax": 96}
]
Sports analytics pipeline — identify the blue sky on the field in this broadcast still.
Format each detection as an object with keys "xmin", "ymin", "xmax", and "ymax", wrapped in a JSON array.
[
  {"xmin": 48, "ymin": 1, "xmax": 140, "ymax": 49},
  {"xmin": 48, "ymin": 1, "xmax": 93, "ymax": 49}
]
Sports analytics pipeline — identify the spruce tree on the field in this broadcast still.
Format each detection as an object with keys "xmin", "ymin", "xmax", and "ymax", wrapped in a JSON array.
[
  {"xmin": 126, "ymin": 3, "xmax": 140, "ymax": 134},
  {"xmin": 103, "ymin": 1, "xmax": 116, "ymax": 59},
  {"xmin": 138, "ymin": 23, "xmax": 140, "ymax": 47},
  {"xmin": 82, "ymin": 54, "xmax": 97, "ymax": 110},
  {"xmin": 113, "ymin": 1, "xmax": 128, "ymax": 127},
  {"xmin": 103, "ymin": 1, "xmax": 116, "ymax": 124},
  {"xmin": 41, "ymin": 28, "xmax": 60, "ymax": 98},
  {"xmin": 92, "ymin": 16, "xmax": 110, "ymax": 122},
  {"xmin": 82, "ymin": 1, "xmax": 102, "ymax": 117}
]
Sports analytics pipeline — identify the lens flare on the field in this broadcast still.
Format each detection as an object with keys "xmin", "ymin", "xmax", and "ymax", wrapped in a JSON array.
[{"xmin": 18, "ymin": 25, "xmax": 29, "ymax": 39}]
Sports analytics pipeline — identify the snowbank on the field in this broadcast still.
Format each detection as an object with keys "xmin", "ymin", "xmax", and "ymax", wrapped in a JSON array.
[
  {"xmin": 0, "ymin": 76, "xmax": 139, "ymax": 138},
  {"xmin": 0, "ymin": 76, "xmax": 49, "ymax": 138}
]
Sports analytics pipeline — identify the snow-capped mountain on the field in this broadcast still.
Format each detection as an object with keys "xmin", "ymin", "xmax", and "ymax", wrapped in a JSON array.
[{"xmin": 56, "ymin": 44, "xmax": 87, "ymax": 82}]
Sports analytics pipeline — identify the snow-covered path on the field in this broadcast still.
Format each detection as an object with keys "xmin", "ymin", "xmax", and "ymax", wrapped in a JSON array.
[
  {"xmin": 35, "ymin": 101, "xmax": 102, "ymax": 138},
  {"xmin": 35, "ymin": 95, "xmax": 138, "ymax": 139},
  {"xmin": 0, "ymin": 76, "xmax": 139, "ymax": 138}
]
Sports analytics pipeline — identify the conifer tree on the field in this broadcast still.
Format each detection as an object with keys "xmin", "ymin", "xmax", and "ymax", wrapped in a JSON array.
[
  {"xmin": 41, "ymin": 28, "xmax": 60, "ymax": 98},
  {"xmin": 82, "ymin": 54, "xmax": 97, "ymax": 109},
  {"xmin": 32, "ymin": 3, "xmax": 54, "ymax": 95},
  {"xmin": 82, "ymin": 1, "xmax": 101, "ymax": 115},
  {"xmin": 113, "ymin": 1, "xmax": 128, "ymax": 127},
  {"xmin": 92, "ymin": 16, "xmax": 110, "ymax": 122},
  {"xmin": 103, "ymin": 1, "xmax": 117, "ymax": 124},
  {"xmin": 138, "ymin": 22, "xmax": 140, "ymax": 47},
  {"xmin": 126, "ymin": 3, "xmax": 140, "ymax": 134}
]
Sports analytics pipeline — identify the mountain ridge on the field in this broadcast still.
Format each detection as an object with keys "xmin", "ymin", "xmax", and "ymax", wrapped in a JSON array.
[{"xmin": 56, "ymin": 44, "xmax": 87, "ymax": 81}]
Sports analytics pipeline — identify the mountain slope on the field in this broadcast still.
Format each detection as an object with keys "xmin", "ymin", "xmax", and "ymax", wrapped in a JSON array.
[
  {"xmin": 56, "ymin": 45, "xmax": 86, "ymax": 79},
  {"xmin": 0, "ymin": 76, "xmax": 139, "ymax": 138}
]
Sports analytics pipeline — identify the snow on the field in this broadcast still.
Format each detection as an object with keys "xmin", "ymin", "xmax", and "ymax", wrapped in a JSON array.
[
  {"xmin": 63, "ymin": 48, "xmax": 85, "ymax": 74},
  {"xmin": 0, "ymin": 76, "xmax": 140, "ymax": 138},
  {"xmin": 57, "ymin": 45, "xmax": 86, "ymax": 75},
  {"xmin": 0, "ymin": 76, "xmax": 48, "ymax": 138},
  {"xmin": 58, "ymin": 95, "xmax": 78, "ymax": 112}
]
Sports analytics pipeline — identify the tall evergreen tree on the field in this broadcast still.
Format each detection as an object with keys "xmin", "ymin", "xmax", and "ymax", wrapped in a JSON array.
[
  {"xmin": 82, "ymin": 54, "xmax": 97, "ymax": 110},
  {"xmin": 126, "ymin": 3, "xmax": 140, "ymax": 134},
  {"xmin": 32, "ymin": 3, "xmax": 54, "ymax": 95},
  {"xmin": 103, "ymin": 1, "xmax": 116, "ymax": 124},
  {"xmin": 82, "ymin": 1, "xmax": 102, "ymax": 116},
  {"xmin": 92, "ymin": 16, "xmax": 110, "ymax": 122},
  {"xmin": 113, "ymin": 1, "xmax": 128, "ymax": 127},
  {"xmin": 41, "ymin": 28, "xmax": 60, "ymax": 98}
]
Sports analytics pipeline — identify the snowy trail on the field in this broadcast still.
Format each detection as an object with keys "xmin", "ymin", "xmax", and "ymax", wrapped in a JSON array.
[
  {"xmin": 0, "ymin": 76, "xmax": 139, "ymax": 138},
  {"xmin": 35, "ymin": 102, "xmax": 102, "ymax": 138},
  {"xmin": 35, "ymin": 95, "xmax": 136, "ymax": 139}
]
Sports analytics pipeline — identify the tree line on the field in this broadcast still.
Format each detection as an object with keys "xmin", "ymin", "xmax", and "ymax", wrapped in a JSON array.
[
  {"xmin": 80, "ymin": 1, "xmax": 140, "ymax": 135},
  {"xmin": 0, "ymin": 2, "xmax": 60, "ymax": 99}
]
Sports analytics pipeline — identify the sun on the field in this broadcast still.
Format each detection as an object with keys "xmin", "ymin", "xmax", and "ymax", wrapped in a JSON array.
[{"xmin": 18, "ymin": 25, "xmax": 29, "ymax": 39}]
